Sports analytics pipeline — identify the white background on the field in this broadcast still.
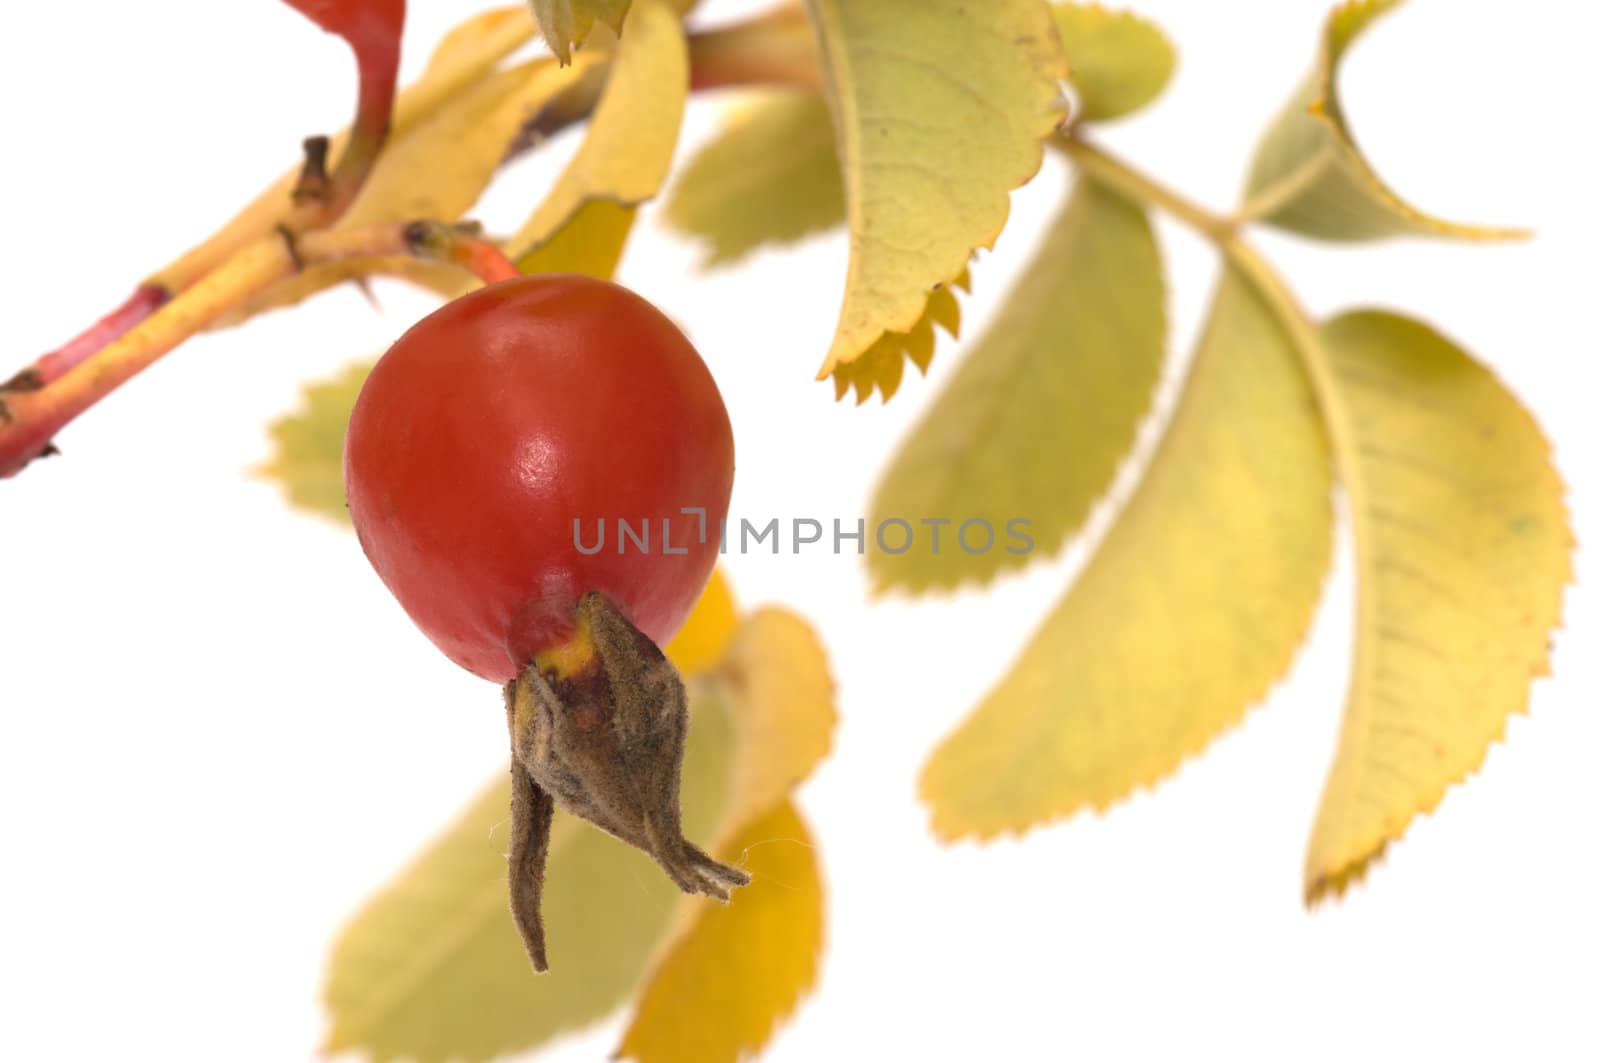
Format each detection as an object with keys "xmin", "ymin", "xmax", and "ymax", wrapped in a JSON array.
[{"xmin": 2, "ymin": 1, "xmax": 1596, "ymax": 1060}]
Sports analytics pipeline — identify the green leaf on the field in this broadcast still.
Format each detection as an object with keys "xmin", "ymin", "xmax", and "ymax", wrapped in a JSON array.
[
  {"xmin": 664, "ymin": 91, "xmax": 844, "ymax": 267},
  {"xmin": 802, "ymin": 0, "xmax": 1068, "ymax": 382},
  {"xmin": 920, "ymin": 268, "xmax": 1333, "ymax": 838},
  {"xmin": 258, "ymin": 360, "xmax": 372, "ymax": 525},
  {"xmin": 830, "ymin": 269, "xmax": 967, "ymax": 405},
  {"xmin": 869, "ymin": 178, "xmax": 1164, "ymax": 590},
  {"xmin": 530, "ymin": 0, "xmax": 631, "ymax": 64},
  {"xmin": 508, "ymin": 0, "xmax": 687, "ymax": 258},
  {"xmin": 1052, "ymin": 3, "xmax": 1177, "ymax": 122},
  {"xmin": 323, "ymin": 690, "xmax": 737, "ymax": 1063},
  {"xmin": 616, "ymin": 800, "xmax": 822, "ymax": 1063},
  {"xmin": 1305, "ymin": 311, "xmax": 1571, "ymax": 899},
  {"xmin": 1240, "ymin": 0, "xmax": 1525, "ymax": 241}
]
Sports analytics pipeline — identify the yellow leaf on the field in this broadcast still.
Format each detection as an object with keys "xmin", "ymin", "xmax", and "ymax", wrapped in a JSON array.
[
  {"xmin": 830, "ymin": 269, "xmax": 967, "ymax": 404},
  {"xmin": 1240, "ymin": 0, "xmax": 1526, "ymax": 241},
  {"xmin": 258, "ymin": 360, "xmax": 373, "ymax": 524},
  {"xmin": 227, "ymin": 50, "xmax": 603, "ymax": 323},
  {"xmin": 921, "ymin": 268, "xmax": 1333, "ymax": 838},
  {"xmin": 508, "ymin": 0, "xmax": 687, "ymax": 257},
  {"xmin": 713, "ymin": 607, "xmax": 837, "ymax": 832},
  {"xmin": 418, "ymin": 5, "xmax": 537, "ymax": 95},
  {"xmin": 664, "ymin": 91, "xmax": 844, "ymax": 267},
  {"xmin": 869, "ymin": 178, "xmax": 1163, "ymax": 589},
  {"xmin": 802, "ymin": 0, "xmax": 1068, "ymax": 378},
  {"xmin": 616, "ymin": 801, "xmax": 823, "ymax": 1063},
  {"xmin": 343, "ymin": 55, "xmax": 604, "ymax": 229},
  {"xmin": 1053, "ymin": 3, "xmax": 1177, "ymax": 122},
  {"xmin": 515, "ymin": 197, "xmax": 638, "ymax": 278},
  {"xmin": 663, "ymin": 568, "xmax": 738, "ymax": 676},
  {"xmin": 322, "ymin": 689, "xmax": 738, "ymax": 1063},
  {"xmin": 530, "ymin": 0, "xmax": 632, "ymax": 64},
  {"xmin": 1304, "ymin": 311, "xmax": 1571, "ymax": 899}
]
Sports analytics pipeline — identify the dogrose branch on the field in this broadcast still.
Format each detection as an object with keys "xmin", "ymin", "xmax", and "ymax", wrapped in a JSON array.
[
  {"xmin": 0, "ymin": 0, "xmax": 406, "ymax": 439},
  {"xmin": 0, "ymin": 4, "xmax": 821, "ymax": 479},
  {"xmin": 0, "ymin": 222, "xmax": 517, "ymax": 477}
]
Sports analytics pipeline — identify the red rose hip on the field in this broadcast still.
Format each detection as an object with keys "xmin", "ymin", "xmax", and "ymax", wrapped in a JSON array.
[
  {"xmin": 345, "ymin": 272, "xmax": 733, "ymax": 682},
  {"xmin": 344, "ymin": 273, "xmax": 747, "ymax": 972}
]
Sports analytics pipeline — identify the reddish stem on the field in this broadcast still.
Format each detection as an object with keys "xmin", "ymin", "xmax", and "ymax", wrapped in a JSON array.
[
  {"xmin": 352, "ymin": 31, "xmax": 400, "ymax": 151},
  {"xmin": 8, "ymin": 285, "xmax": 170, "ymax": 392},
  {"xmin": 687, "ymin": 3, "xmax": 821, "ymax": 92},
  {"xmin": 1, "ymin": 4, "xmax": 823, "ymax": 476},
  {"xmin": 0, "ymin": 222, "xmax": 518, "ymax": 477}
]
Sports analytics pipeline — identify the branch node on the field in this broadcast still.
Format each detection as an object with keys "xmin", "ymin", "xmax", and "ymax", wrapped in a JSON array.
[
  {"xmin": 1, "ymin": 368, "xmax": 44, "ymax": 394},
  {"xmin": 400, "ymin": 219, "xmax": 442, "ymax": 254}
]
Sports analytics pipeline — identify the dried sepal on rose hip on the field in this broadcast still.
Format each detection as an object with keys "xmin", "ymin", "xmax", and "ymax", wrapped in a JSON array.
[{"xmin": 343, "ymin": 274, "xmax": 744, "ymax": 972}]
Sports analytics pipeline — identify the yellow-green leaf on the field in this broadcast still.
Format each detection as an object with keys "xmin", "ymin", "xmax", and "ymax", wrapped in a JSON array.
[
  {"xmin": 921, "ymin": 268, "xmax": 1333, "ymax": 838},
  {"xmin": 803, "ymin": 0, "xmax": 1068, "ymax": 379},
  {"xmin": 664, "ymin": 91, "xmax": 844, "ymax": 266},
  {"xmin": 508, "ymin": 0, "xmax": 687, "ymax": 257},
  {"xmin": 616, "ymin": 801, "xmax": 823, "ymax": 1063},
  {"xmin": 323, "ymin": 689, "xmax": 737, "ymax": 1063},
  {"xmin": 1305, "ymin": 311, "xmax": 1571, "ymax": 899},
  {"xmin": 1240, "ymin": 0, "xmax": 1525, "ymax": 241},
  {"xmin": 258, "ymin": 360, "xmax": 372, "ymax": 524},
  {"xmin": 1053, "ymin": 3, "xmax": 1177, "ymax": 122},
  {"xmin": 531, "ymin": 0, "xmax": 631, "ymax": 64},
  {"xmin": 830, "ymin": 269, "xmax": 966, "ymax": 405},
  {"xmin": 869, "ymin": 178, "xmax": 1163, "ymax": 590}
]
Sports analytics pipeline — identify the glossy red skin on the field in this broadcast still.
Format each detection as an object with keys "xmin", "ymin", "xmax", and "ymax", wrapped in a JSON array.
[{"xmin": 345, "ymin": 275, "xmax": 734, "ymax": 683}]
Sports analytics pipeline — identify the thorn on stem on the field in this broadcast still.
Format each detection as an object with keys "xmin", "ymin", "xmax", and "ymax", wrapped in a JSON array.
[
  {"xmin": 276, "ymin": 224, "xmax": 306, "ymax": 273},
  {"xmin": 291, "ymin": 135, "xmax": 333, "ymax": 204},
  {"xmin": 353, "ymin": 276, "xmax": 381, "ymax": 312}
]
